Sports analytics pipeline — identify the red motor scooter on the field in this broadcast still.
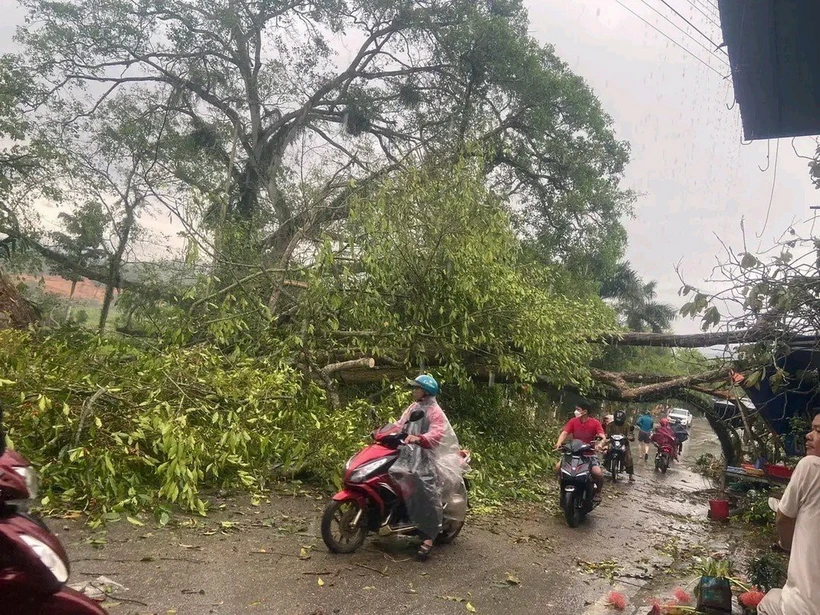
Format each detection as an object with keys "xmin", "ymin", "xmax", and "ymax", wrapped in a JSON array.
[
  {"xmin": 0, "ymin": 442, "xmax": 107, "ymax": 614},
  {"xmin": 650, "ymin": 431, "xmax": 678, "ymax": 474},
  {"xmin": 320, "ymin": 409, "xmax": 470, "ymax": 553}
]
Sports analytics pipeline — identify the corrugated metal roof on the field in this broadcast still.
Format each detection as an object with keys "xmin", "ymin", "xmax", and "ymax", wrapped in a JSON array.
[{"xmin": 719, "ymin": 0, "xmax": 820, "ymax": 140}]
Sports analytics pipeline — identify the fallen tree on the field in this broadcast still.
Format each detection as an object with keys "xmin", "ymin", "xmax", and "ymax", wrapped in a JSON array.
[{"xmin": 591, "ymin": 329, "xmax": 818, "ymax": 348}]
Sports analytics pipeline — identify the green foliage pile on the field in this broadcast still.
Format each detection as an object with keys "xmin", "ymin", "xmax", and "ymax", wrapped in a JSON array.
[
  {"xmin": 1, "ymin": 328, "xmax": 565, "ymax": 519},
  {"xmin": 443, "ymin": 386, "xmax": 560, "ymax": 507},
  {"xmin": 298, "ymin": 160, "xmax": 614, "ymax": 387},
  {"xmin": 0, "ymin": 328, "xmax": 335, "ymax": 517},
  {"xmin": 747, "ymin": 552, "xmax": 787, "ymax": 592},
  {"xmin": 741, "ymin": 490, "xmax": 776, "ymax": 528}
]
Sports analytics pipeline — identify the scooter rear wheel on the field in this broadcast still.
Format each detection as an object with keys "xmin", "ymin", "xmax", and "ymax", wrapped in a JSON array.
[
  {"xmin": 321, "ymin": 500, "xmax": 368, "ymax": 553},
  {"xmin": 437, "ymin": 482, "xmax": 468, "ymax": 544},
  {"xmin": 436, "ymin": 518, "xmax": 464, "ymax": 545}
]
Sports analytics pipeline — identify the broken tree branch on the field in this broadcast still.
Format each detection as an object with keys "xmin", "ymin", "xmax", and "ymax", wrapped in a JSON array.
[
  {"xmin": 588, "ymin": 366, "xmax": 733, "ymax": 401},
  {"xmin": 319, "ymin": 358, "xmax": 376, "ymax": 410}
]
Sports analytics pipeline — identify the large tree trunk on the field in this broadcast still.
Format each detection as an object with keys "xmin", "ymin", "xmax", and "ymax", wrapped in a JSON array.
[
  {"xmin": 99, "ymin": 194, "xmax": 138, "ymax": 332},
  {"xmin": 590, "ymin": 329, "xmax": 817, "ymax": 347},
  {"xmin": 65, "ymin": 279, "xmax": 77, "ymax": 322},
  {"xmin": 98, "ymin": 280, "xmax": 115, "ymax": 332},
  {"xmin": 673, "ymin": 389, "xmax": 740, "ymax": 465}
]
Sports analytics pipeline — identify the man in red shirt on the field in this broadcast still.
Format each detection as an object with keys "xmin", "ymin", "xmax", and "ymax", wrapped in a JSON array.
[{"xmin": 554, "ymin": 398, "xmax": 606, "ymax": 501}]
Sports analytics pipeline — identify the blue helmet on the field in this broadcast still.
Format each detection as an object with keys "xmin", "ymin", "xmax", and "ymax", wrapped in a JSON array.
[{"xmin": 406, "ymin": 374, "xmax": 439, "ymax": 396}]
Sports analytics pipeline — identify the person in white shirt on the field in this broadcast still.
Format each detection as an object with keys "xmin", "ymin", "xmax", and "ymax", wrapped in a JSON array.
[{"xmin": 758, "ymin": 412, "xmax": 820, "ymax": 615}]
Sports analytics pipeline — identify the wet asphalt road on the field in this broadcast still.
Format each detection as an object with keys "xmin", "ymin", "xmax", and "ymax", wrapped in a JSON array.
[{"xmin": 53, "ymin": 418, "xmax": 753, "ymax": 615}]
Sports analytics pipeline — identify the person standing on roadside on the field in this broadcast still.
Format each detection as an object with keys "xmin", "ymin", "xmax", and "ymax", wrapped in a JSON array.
[
  {"xmin": 635, "ymin": 408, "xmax": 654, "ymax": 462},
  {"xmin": 758, "ymin": 412, "xmax": 820, "ymax": 615}
]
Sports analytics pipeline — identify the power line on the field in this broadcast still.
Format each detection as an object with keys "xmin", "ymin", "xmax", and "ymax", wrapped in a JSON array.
[
  {"xmin": 694, "ymin": 0, "xmax": 719, "ymax": 17},
  {"xmin": 636, "ymin": 0, "xmax": 729, "ymax": 68},
  {"xmin": 685, "ymin": 0, "xmax": 721, "ymax": 29},
  {"xmin": 756, "ymin": 139, "xmax": 781, "ymax": 240},
  {"xmin": 614, "ymin": 0, "xmax": 728, "ymax": 78},
  {"xmin": 657, "ymin": 0, "xmax": 728, "ymax": 55}
]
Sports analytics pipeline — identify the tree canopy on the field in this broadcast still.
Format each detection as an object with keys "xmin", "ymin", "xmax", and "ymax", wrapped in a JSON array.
[{"xmin": 11, "ymin": 0, "xmax": 632, "ymax": 279}]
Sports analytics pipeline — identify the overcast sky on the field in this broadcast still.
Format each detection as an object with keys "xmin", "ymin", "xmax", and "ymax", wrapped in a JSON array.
[
  {"xmin": 526, "ymin": 0, "xmax": 819, "ymax": 334},
  {"xmin": 2, "ymin": 0, "xmax": 818, "ymax": 335}
]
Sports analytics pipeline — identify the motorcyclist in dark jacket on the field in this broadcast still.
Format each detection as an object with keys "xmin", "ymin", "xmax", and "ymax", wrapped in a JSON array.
[
  {"xmin": 605, "ymin": 410, "xmax": 636, "ymax": 482},
  {"xmin": 670, "ymin": 418, "xmax": 689, "ymax": 454}
]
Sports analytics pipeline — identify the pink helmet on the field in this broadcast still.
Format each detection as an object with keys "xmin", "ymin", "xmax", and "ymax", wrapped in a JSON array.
[{"xmin": 659, "ymin": 417, "xmax": 669, "ymax": 427}]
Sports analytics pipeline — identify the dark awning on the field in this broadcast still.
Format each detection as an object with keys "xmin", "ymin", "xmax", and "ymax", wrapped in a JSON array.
[{"xmin": 718, "ymin": 1, "xmax": 820, "ymax": 140}]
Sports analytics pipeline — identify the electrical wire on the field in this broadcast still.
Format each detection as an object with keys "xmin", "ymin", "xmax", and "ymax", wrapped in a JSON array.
[
  {"xmin": 685, "ymin": 0, "xmax": 721, "ymax": 29},
  {"xmin": 657, "ymin": 0, "xmax": 729, "ymax": 55},
  {"xmin": 696, "ymin": 0, "xmax": 719, "ymax": 16},
  {"xmin": 636, "ymin": 0, "xmax": 729, "ymax": 68},
  {"xmin": 756, "ymin": 139, "xmax": 781, "ymax": 240},
  {"xmin": 614, "ymin": 0, "xmax": 728, "ymax": 78}
]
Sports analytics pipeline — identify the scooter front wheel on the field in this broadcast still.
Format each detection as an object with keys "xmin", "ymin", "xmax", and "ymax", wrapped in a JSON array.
[
  {"xmin": 609, "ymin": 460, "xmax": 619, "ymax": 482},
  {"xmin": 321, "ymin": 500, "xmax": 368, "ymax": 553},
  {"xmin": 562, "ymin": 491, "xmax": 582, "ymax": 528}
]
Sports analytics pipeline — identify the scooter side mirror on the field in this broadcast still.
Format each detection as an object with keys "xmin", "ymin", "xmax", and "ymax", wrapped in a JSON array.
[{"xmin": 408, "ymin": 409, "xmax": 425, "ymax": 422}]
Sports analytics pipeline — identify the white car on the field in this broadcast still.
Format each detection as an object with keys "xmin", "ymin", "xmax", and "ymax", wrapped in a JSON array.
[{"xmin": 667, "ymin": 408, "xmax": 693, "ymax": 428}]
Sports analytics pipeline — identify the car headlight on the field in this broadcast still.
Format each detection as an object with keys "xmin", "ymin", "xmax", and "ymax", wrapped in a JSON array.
[
  {"xmin": 20, "ymin": 534, "xmax": 68, "ymax": 583},
  {"xmin": 13, "ymin": 466, "xmax": 39, "ymax": 499},
  {"xmin": 349, "ymin": 458, "xmax": 394, "ymax": 484}
]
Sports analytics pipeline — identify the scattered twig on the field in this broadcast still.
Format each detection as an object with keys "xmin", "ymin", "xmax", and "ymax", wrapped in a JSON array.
[
  {"xmin": 382, "ymin": 552, "xmax": 412, "ymax": 563},
  {"xmin": 104, "ymin": 594, "xmax": 149, "ymax": 607},
  {"xmin": 248, "ymin": 550, "xmax": 299, "ymax": 557},
  {"xmin": 74, "ymin": 386, "xmax": 106, "ymax": 446},
  {"xmin": 355, "ymin": 562, "xmax": 389, "ymax": 576}
]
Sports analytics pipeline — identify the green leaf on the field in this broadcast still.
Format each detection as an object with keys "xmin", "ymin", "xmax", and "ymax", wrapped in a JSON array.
[
  {"xmin": 745, "ymin": 370, "xmax": 763, "ymax": 388},
  {"xmin": 740, "ymin": 253, "xmax": 759, "ymax": 269}
]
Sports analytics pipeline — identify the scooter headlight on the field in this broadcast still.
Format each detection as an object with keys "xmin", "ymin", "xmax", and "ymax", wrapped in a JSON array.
[
  {"xmin": 13, "ymin": 466, "xmax": 39, "ymax": 499},
  {"xmin": 20, "ymin": 534, "xmax": 68, "ymax": 583},
  {"xmin": 349, "ymin": 458, "xmax": 394, "ymax": 484}
]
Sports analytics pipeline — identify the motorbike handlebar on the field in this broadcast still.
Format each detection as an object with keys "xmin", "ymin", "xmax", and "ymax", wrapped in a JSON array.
[{"xmin": 373, "ymin": 431, "xmax": 409, "ymax": 447}]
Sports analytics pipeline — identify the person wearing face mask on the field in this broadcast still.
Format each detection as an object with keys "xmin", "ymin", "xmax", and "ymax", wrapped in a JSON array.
[
  {"xmin": 553, "ymin": 398, "xmax": 606, "ymax": 502},
  {"xmin": 758, "ymin": 411, "xmax": 820, "ymax": 615}
]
